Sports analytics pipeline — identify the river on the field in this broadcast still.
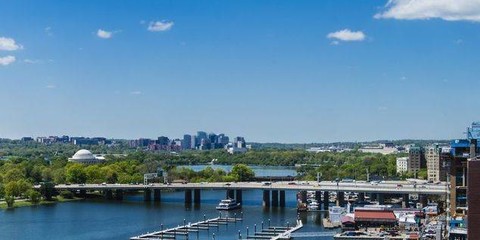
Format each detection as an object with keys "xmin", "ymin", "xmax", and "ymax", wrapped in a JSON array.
[
  {"xmin": 177, "ymin": 164, "xmax": 298, "ymax": 177},
  {"xmin": 1, "ymin": 165, "xmax": 337, "ymax": 240},
  {"xmin": 0, "ymin": 189, "xmax": 338, "ymax": 240}
]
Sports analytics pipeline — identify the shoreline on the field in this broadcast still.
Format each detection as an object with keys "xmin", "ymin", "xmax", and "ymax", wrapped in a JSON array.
[{"xmin": 0, "ymin": 196, "xmax": 84, "ymax": 210}]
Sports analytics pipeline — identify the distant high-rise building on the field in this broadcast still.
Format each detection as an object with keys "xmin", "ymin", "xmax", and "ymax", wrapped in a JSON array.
[
  {"xmin": 196, "ymin": 131, "xmax": 207, "ymax": 142},
  {"xmin": 183, "ymin": 134, "xmax": 192, "ymax": 150},
  {"xmin": 157, "ymin": 136, "xmax": 169, "ymax": 146},
  {"xmin": 190, "ymin": 135, "xmax": 197, "ymax": 149},
  {"xmin": 426, "ymin": 144, "xmax": 448, "ymax": 182},
  {"xmin": 21, "ymin": 137, "xmax": 34, "ymax": 142},
  {"xmin": 137, "ymin": 138, "xmax": 152, "ymax": 147},
  {"xmin": 467, "ymin": 122, "xmax": 480, "ymax": 140},
  {"xmin": 208, "ymin": 133, "xmax": 217, "ymax": 148},
  {"xmin": 217, "ymin": 134, "xmax": 229, "ymax": 147},
  {"xmin": 234, "ymin": 137, "xmax": 246, "ymax": 148},
  {"xmin": 408, "ymin": 145, "xmax": 424, "ymax": 173}
]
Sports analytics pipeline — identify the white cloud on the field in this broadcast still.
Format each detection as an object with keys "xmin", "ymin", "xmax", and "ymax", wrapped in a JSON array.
[
  {"xmin": 0, "ymin": 56, "xmax": 16, "ymax": 66},
  {"xmin": 46, "ymin": 84, "xmax": 56, "ymax": 89},
  {"xmin": 327, "ymin": 29, "xmax": 366, "ymax": 42},
  {"xmin": 378, "ymin": 106, "xmax": 389, "ymax": 111},
  {"xmin": 45, "ymin": 27, "xmax": 53, "ymax": 36},
  {"xmin": 0, "ymin": 37, "xmax": 22, "ymax": 51},
  {"xmin": 97, "ymin": 29, "xmax": 113, "ymax": 39},
  {"xmin": 24, "ymin": 59, "xmax": 40, "ymax": 64},
  {"xmin": 147, "ymin": 21, "xmax": 174, "ymax": 32},
  {"xmin": 375, "ymin": 0, "xmax": 480, "ymax": 22},
  {"xmin": 130, "ymin": 91, "xmax": 142, "ymax": 95}
]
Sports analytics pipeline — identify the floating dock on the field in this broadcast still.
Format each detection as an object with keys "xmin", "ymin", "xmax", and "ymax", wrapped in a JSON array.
[
  {"xmin": 239, "ymin": 220, "xmax": 303, "ymax": 240},
  {"xmin": 130, "ymin": 216, "xmax": 242, "ymax": 240}
]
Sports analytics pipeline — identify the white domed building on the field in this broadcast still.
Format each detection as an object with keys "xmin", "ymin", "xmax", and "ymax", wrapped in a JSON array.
[{"xmin": 68, "ymin": 149, "xmax": 105, "ymax": 164}]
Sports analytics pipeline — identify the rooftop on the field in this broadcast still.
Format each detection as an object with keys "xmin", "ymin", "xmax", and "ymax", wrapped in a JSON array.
[{"xmin": 354, "ymin": 209, "xmax": 397, "ymax": 223}]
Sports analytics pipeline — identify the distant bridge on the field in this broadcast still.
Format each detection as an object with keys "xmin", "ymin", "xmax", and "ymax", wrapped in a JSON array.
[
  {"xmin": 44, "ymin": 180, "xmax": 447, "ymax": 195},
  {"xmin": 36, "ymin": 180, "xmax": 447, "ymax": 208}
]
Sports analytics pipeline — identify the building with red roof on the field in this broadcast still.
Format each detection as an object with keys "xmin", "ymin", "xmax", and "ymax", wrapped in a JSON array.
[{"xmin": 354, "ymin": 209, "xmax": 397, "ymax": 227}]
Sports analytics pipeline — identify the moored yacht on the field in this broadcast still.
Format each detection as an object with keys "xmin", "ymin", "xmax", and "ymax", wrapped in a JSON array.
[{"xmin": 216, "ymin": 198, "xmax": 241, "ymax": 210}]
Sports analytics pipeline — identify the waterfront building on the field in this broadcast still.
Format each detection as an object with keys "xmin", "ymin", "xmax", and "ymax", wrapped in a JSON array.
[
  {"xmin": 68, "ymin": 149, "xmax": 105, "ymax": 164},
  {"xmin": 396, "ymin": 157, "xmax": 409, "ymax": 174},
  {"xmin": 449, "ymin": 139, "xmax": 475, "ymax": 216},
  {"xmin": 468, "ymin": 148, "xmax": 480, "ymax": 239},
  {"xmin": 408, "ymin": 145, "xmax": 424, "ymax": 173},
  {"xmin": 448, "ymin": 122, "xmax": 480, "ymax": 218}
]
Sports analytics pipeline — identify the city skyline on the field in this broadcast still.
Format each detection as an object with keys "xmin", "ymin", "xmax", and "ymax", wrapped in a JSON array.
[{"xmin": 1, "ymin": 0, "xmax": 479, "ymax": 142}]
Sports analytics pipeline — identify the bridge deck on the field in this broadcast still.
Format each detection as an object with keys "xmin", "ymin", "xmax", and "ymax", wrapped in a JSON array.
[{"xmin": 41, "ymin": 180, "xmax": 448, "ymax": 195}]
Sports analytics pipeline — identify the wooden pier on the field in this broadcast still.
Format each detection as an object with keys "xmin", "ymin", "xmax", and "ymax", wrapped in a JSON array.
[{"xmin": 130, "ymin": 216, "xmax": 243, "ymax": 240}]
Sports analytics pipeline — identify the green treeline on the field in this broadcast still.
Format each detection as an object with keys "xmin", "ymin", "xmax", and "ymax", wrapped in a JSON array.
[{"xmin": 1, "ymin": 141, "xmax": 421, "ymax": 208}]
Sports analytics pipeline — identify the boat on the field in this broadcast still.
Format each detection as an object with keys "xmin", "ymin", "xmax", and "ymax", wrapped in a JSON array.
[
  {"xmin": 307, "ymin": 200, "xmax": 320, "ymax": 211},
  {"xmin": 216, "ymin": 198, "xmax": 241, "ymax": 210}
]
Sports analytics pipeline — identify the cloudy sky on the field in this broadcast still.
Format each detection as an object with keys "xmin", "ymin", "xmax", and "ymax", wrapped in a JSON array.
[{"xmin": 0, "ymin": 0, "xmax": 479, "ymax": 142}]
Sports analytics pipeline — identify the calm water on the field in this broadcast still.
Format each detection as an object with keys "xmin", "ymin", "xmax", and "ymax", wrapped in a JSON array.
[
  {"xmin": 0, "ymin": 189, "xmax": 338, "ymax": 240},
  {"xmin": 178, "ymin": 165, "xmax": 297, "ymax": 177}
]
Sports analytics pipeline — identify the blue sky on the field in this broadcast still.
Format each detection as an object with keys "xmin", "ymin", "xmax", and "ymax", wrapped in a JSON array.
[{"xmin": 0, "ymin": 0, "xmax": 479, "ymax": 142}]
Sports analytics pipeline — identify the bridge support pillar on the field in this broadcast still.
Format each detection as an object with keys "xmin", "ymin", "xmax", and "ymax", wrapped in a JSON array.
[
  {"xmin": 377, "ymin": 193, "xmax": 385, "ymax": 205},
  {"xmin": 279, "ymin": 190, "xmax": 286, "ymax": 207},
  {"xmin": 323, "ymin": 191, "xmax": 329, "ymax": 210},
  {"xmin": 300, "ymin": 191, "xmax": 307, "ymax": 203},
  {"xmin": 419, "ymin": 194, "xmax": 427, "ymax": 208},
  {"xmin": 235, "ymin": 190, "xmax": 242, "ymax": 204},
  {"xmin": 271, "ymin": 190, "xmax": 279, "ymax": 207},
  {"xmin": 369, "ymin": 192, "xmax": 377, "ymax": 201},
  {"xmin": 337, "ymin": 191, "xmax": 345, "ymax": 207},
  {"xmin": 358, "ymin": 192, "xmax": 365, "ymax": 202},
  {"xmin": 105, "ymin": 190, "xmax": 113, "ymax": 200},
  {"xmin": 185, "ymin": 189, "xmax": 192, "ymax": 204},
  {"xmin": 402, "ymin": 194, "xmax": 409, "ymax": 208},
  {"xmin": 226, "ymin": 189, "xmax": 235, "ymax": 199},
  {"xmin": 194, "ymin": 189, "xmax": 201, "ymax": 204},
  {"xmin": 263, "ymin": 190, "xmax": 270, "ymax": 207},
  {"xmin": 79, "ymin": 190, "xmax": 87, "ymax": 199},
  {"xmin": 315, "ymin": 191, "xmax": 321, "ymax": 203},
  {"xmin": 144, "ymin": 189, "xmax": 152, "ymax": 202},
  {"xmin": 154, "ymin": 189, "xmax": 161, "ymax": 202},
  {"xmin": 115, "ymin": 189, "xmax": 123, "ymax": 200}
]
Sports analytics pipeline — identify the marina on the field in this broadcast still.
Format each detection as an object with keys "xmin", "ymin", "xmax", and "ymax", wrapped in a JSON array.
[{"xmin": 130, "ymin": 216, "xmax": 243, "ymax": 240}]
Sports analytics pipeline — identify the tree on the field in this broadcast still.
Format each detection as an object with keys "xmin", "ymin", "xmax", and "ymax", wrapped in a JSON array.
[
  {"xmin": 27, "ymin": 189, "xmax": 41, "ymax": 204},
  {"xmin": 230, "ymin": 164, "xmax": 255, "ymax": 181},
  {"xmin": 5, "ymin": 181, "xmax": 21, "ymax": 197},
  {"xmin": 65, "ymin": 164, "xmax": 87, "ymax": 183},
  {"xmin": 41, "ymin": 168, "xmax": 53, "ymax": 182},
  {"xmin": 59, "ymin": 190, "xmax": 74, "ymax": 199},
  {"xmin": 4, "ymin": 195, "xmax": 14, "ymax": 208},
  {"xmin": 3, "ymin": 167, "xmax": 25, "ymax": 183}
]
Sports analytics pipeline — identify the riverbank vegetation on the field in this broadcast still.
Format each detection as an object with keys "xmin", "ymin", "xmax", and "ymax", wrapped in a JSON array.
[{"xmin": 1, "ymin": 140, "xmax": 421, "ymax": 208}]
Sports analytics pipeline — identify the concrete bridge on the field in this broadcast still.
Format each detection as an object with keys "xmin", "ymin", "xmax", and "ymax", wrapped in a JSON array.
[{"xmin": 39, "ymin": 180, "xmax": 447, "ymax": 208}]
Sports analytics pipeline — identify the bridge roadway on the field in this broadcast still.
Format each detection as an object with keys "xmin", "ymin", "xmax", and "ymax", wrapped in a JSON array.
[{"xmin": 47, "ymin": 180, "xmax": 447, "ymax": 195}]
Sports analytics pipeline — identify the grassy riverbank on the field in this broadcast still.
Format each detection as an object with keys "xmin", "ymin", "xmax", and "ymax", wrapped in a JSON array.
[{"xmin": 0, "ymin": 196, "xmax": 83, "ymax": 210}]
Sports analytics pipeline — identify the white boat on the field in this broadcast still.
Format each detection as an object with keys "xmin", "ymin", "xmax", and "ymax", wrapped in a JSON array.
[
  {"xmin": 216, "ymin": 198, "xmax": 241, "ymax": 210},
  {"xmin": 307, "ymin": 200, "xmax": 320, "ymax": 211}
]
